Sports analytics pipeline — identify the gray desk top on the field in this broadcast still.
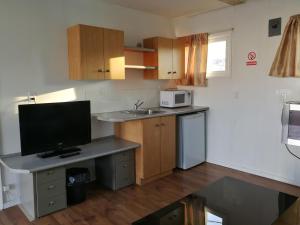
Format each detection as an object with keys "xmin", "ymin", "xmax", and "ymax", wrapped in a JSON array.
[
  {"xmin": 0, "ymin": 137, "xmax": 140, "ymax": 174},
  {"xmin": 94, "ymin": 106, "xmax": 209, "ymax": 122}
]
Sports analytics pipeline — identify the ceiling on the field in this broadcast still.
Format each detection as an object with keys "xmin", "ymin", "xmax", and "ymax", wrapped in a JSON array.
[{"xmin": 100, "ymin": 0, "xmax": 236, "ymax": 18}]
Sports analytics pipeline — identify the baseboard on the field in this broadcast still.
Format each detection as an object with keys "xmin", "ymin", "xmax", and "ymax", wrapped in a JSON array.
[
  {"xmin": 18, "ymin": 204, "xmax": 34, "ymax": 221},
  {"xmin": 207, "ymin": 159, "xmax": 300, "ymax": 187},
  {"xmin": 138, "ymin": 170, "xmax": 173, "ymax": 185},
  {"xmin": 3, "ymin": 200, "xmax": 18, "ymax": 209}
]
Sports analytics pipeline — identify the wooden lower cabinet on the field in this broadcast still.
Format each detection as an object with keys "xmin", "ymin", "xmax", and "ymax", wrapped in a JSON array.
[
  {"xmin": 160, "ymin": 116, "xmax": 176, "ymax": 173},
  {"xmin": 142, "ymin": 117, "xmax": 161, "ymax": 179},
  {"xmin": 115, "ymin": 116, "xmax": 176, "ymax": 185}
]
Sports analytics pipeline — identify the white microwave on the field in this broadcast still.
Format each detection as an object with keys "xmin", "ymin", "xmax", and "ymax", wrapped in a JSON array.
[
  {"xmin": 160, "ymin": 90, "xmax": 192, "ymax": 108},
  {"xmin": 282, "ymin": 102, "xmax": 300, "ymax": 146}
]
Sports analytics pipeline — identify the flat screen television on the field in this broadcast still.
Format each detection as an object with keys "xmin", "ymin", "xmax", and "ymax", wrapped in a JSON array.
[{"xmin": 18, "ymin": 101, "xmax": 91, "ymax": 157}]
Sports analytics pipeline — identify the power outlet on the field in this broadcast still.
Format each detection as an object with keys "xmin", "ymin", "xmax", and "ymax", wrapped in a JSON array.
[
  {"xmin": 27, "ymin": 92, "xmax": 37, "ymax": 103},
  {"xmin": 2, "ymin": 185, "xmax": 10, "ymax": 192},
  {"xmin": 3, "ymin": 184, "xmax": 15, "ymax": 192},
  {"xmin": 269, "ymin": 18, "xmax": 281, "ymax": 37}
]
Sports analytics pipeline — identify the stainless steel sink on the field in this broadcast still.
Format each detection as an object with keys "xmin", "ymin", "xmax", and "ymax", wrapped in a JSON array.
[{"xmin": 123, "ymin": 109, "xmax": 165, "ymax": 115}]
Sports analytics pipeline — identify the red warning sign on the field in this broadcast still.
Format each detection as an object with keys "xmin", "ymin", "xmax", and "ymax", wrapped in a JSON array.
[{"xmin": 246, "ymin": 51, "xmax": 257, "ymax": 66}]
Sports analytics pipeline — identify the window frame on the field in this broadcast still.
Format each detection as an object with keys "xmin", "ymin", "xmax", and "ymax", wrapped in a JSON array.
[{"xmin": 206, "ymin": 31, "xmax": 232, "ymax": 78}]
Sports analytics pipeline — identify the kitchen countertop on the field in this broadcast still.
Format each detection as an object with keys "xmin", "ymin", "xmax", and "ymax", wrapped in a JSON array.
[{"xmin": 93, "ymin": 106, "xmax": 209, "ymax": 122}]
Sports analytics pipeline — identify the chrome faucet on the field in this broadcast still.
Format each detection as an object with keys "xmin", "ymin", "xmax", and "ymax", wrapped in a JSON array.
[{"xmin": 134, "ymin": 100, "xmax": 144, "ymax": 110}]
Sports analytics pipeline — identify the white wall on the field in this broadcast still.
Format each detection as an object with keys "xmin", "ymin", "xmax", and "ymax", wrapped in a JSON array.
[
  {"xmin": 0, "ymin": 0, "xmax": 174, "ymax": 207},
  {"xmin": 2, "ymin": 0, "xmax": 300, "ymax": 209},
  {"xmin": 174, "ymin": 0, "xmax": 300, "ymax": 186}
]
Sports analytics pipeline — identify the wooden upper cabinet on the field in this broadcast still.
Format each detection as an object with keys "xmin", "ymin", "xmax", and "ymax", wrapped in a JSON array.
[
  {"xmin": 143, "ymin": 37, "xmax": 184, "ymax": 80},
  {"xmin": 157, "ymin": 38, "xmax": 173, "ymax": 79},
  {"xmin": 67, "ymin": 24, "xmax": 125, "ymax": 80},
  {"xmin": 68, "ymin": 25, "xmax": 104, "ymax": 80},
  {"xmin": 103, "ymin": 28, "xmax": 125, "ymax": 80},
  {"xmin": 172, "ymin": 38, "xmax": 185, "ymax": 80}
]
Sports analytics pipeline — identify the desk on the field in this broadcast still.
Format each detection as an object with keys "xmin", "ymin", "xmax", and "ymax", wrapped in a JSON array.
[{"xmin": 0, "ymin": 136, "xmax": 140, "ymax": 220}]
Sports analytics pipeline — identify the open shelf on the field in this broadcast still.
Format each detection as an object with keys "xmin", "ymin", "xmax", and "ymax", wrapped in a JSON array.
[
  {"xmin": 125, "ymin": 65, "xmax": 157, "ymax": 70},
  {"xmin": 124, "ymin": 47, "xmax": 157, "ymax": 72},
  {"xmin": 124, "ymin": 46, "xmax": 155, "ymax": 53}
]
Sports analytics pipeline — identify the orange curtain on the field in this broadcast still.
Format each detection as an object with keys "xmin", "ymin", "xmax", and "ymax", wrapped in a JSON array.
[
  {"xmin": 177, "ymin": 33, "xmax": 208, "ymax": 86},
  {"xmin": 269, "ymin": 14, "xmax": 300, "ymax": 77}
]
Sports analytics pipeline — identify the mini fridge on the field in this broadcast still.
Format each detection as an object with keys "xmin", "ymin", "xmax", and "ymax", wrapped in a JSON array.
[{"xmin": 177, "ymin": 112, "xmax": 206, "ymax": 170}]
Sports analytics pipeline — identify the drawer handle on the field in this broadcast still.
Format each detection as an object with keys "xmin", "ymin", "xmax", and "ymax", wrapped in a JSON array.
[
  {"xmin": 172, "ymin": 71, "xmax": 177, "ymax": 74},
  {"xmin": 98, "ymin": 69, "xmax": 103, "ymax": 72},
  {"xmin": 48, "ymin": 201, "xmax": 55, "ymax": 207},
  {"xmin": 168, "ymin": 71, "xmax": 172, "ymax": 74},
  {"xmin": 155, "ymin": 124, "xmax": 160, "ymax": 127},
  {"xmin": 48, "ymin": 185, "xmax": 56, "ymax": 190},
  {"xmin": 47, "ymin": 171, "xmax": 54, "ymax": 175},
  {"xmin": 105, "ymin": 69, "xmax": 110, "ymax": 73},
  {"xmin": 160, "ymin": 123, "xmax": 165, "ymax": 126}
]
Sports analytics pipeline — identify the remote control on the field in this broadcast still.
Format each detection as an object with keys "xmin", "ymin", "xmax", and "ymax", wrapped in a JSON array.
[{"xmin": 59, "ymin": 151, "xmax": 80, "ymax": 158}]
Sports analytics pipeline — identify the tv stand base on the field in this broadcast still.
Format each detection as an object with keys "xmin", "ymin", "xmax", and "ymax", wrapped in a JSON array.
[{"xmin": 37, "ymin": 147, "xmax": 81, "ymax": 158}]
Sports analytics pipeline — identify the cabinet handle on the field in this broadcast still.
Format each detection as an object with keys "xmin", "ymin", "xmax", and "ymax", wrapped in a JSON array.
[
  {"xmin": 105, "ymin": 69, "xmax": 110, "ymax": 73},
  {"xmin": 160, "ymin": 123, "xmax": 165, "ymax": 126},
  {"xmin": 47, "ymin": 170, "xmax": 54, "ymax": 175},
  {"xmin": 155, "ymin": 124, "xmax": 160, "ymax": 127},
  {"xmin": 168, "ymin": 71, "xmax": 172, "ymax": 74},
  {"xmin": 48, "ymin": 201, "xmax": 55, "ymax": 207},
  {"xmin": 98, "ymin": 69, "xmax": 103, "ymax": 72},
  {"xmin": 48, "ymin": 185, "xmax": 55, "ymax": 190},
  {"xmin": 172, "ymin": 71, "xmax": 177, "ymax": 74}
]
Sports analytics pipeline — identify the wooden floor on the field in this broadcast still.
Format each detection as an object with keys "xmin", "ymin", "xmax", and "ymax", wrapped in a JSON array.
[{"xmin": 1, "ymin": 163, "xmax": 300, "ymax": 225}]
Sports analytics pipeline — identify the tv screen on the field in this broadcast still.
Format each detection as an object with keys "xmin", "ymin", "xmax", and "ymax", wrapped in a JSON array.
[{"xmin": 18, "ymin": 101, "xmax": 91, "ymax": 156}]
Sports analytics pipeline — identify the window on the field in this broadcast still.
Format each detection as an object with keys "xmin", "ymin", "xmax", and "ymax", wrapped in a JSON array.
[
  {"xmin": 205, "ymin": 207, "xmax": 225, "ymax": 225},
  {"xmin": 206, "ymin": 211, "xmax": 223, "ymax": 225},
  {"xmin": 207, "ymin": 31, "xmax": 232, "ymax": 78}
]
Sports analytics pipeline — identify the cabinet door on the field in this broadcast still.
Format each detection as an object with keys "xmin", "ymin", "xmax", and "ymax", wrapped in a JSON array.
[
  {"xmin": 157, "ymin": 38, "xmax": 173, "ymax": 79},
  {"xmin": 142, "ymin": 118, "xmax": 161, "ymax": 178},
  {"xmin": 68, "ymin": 25, "xmax": 105, "ymax": 80},
  {"xmin": 160, "ymin": 116, "xmax": 176, "ymax": 173},
  {"xmin": 104, "ymin": 28, "xmax": 125, "ymax": 80},
  {"xmin": 172, "ymin": 38, "xmax": 185, "ymax": 79}
]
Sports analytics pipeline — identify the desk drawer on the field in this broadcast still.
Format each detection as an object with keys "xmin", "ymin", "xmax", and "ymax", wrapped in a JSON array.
[
  {"xmin": 114, "ymin": 151, "xmax": 131, "ymax": 162},
  {"xmin": 37, "ymin": 194, "xmax": 67, "ymax": 217},
  {"xmin": 116, "ymin": 161, "xmax": 134, "ymax": 189},
  {"xmin": 95, "ymin": 150, "xmax": 135, "ymax": 191},
  {"xmin": 36, "ymin": 167, "xmax": 65, "ymax": 184},
  {"xmin": 36, "ymin": 179, "xmax": 66, "ymax": 199}
]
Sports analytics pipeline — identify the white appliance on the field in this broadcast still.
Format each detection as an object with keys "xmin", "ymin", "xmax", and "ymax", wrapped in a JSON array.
[
  {"xmin": 177, "ymin": 112, "xmax": 206, "ymax": 170},
  {"xmin": 282, "ymin": 101, "xmax": 300, "ymax": 146},
  {"xmin": 160, "ymin": 90, "xmax": 192, "ymax": 108}
]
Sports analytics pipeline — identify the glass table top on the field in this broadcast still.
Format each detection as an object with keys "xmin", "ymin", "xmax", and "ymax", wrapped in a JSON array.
[{"xmin": 133, "ymin": 177, "xmax": 299, "ymax": 225}]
